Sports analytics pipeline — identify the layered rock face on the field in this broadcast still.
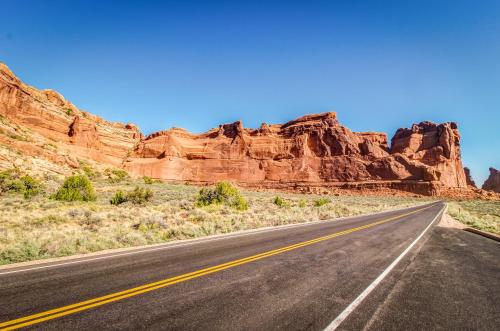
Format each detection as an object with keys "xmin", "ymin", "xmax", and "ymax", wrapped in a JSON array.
[
  {"xmin": 0, "ymin": 62, "xmax": 473, "ymax": 195},
  {"xmin": 0, "ymin": 63, "xmax": 142, "ymax": 172},
  {"xmin": 126, "ymin": 112, "xmax": 468, "ymax": 194},
  {"xmin": 482, "ymin": 168, "xmax": 500, "ymax": 193}
]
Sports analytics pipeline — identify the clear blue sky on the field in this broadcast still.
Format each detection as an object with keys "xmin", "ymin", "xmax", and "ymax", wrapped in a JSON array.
[{"xmin": 1, "ymin": 0, "xmax": 498, "ymax": 185}]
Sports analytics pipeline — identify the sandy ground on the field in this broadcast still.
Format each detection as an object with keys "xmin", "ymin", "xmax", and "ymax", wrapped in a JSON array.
[{"xmin": 439, "ymin": 211, "xmax": 466, "ymax": 230}]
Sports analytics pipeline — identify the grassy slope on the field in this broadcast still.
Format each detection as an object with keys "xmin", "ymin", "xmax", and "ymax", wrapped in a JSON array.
[
  {"xmin": 0, "ymin": 178, "xmax": 430, "ymax": 265},
  {"xmin": 447, "ymin": 200, "xmax": 500, "ymax": 234}
]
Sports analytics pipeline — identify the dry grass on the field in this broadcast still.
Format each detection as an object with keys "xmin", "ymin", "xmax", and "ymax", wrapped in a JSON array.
[
  {"xmin": 0, "ymin": 177, "xmax": 431, "ymax": 265},
  {"xmin": 447, "ymin": 200, "xmax": 500, "ymax": 234}
]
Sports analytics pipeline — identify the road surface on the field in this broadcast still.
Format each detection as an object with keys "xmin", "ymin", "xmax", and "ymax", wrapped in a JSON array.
[{"xmin": 0, "ymin": 202, "xmax": 498, "ymax": 330}]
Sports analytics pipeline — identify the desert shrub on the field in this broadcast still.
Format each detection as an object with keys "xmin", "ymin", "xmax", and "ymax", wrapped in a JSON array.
[
  {"xmin": 51, "ymin": 175, "xmax": 96, "ymax": 201},
  {"xmin": 110, "ymin": 190, "xmax": 127, "ymax": 205},
  {"xmin": 143, "ymin": 176, "xmax": 154, "ymax": 184},
  {"xmin": 81, "ymin": 164, "xmax": 98, "ymax": 179},
  {"xmin": 126, "ymin": 186, "xmax": 153, "ymax": 204},
  {"xmin": 314, "ymin": 197, "xmax": 331, "ymax": 207},
  {"xmin": 273, "ymin": 196, "xmax": 289, "ymax": 208},
  {"xmin": 105, "ymin": 168, "xmax": 129, "ymax": 183},
  {"xmin": 195, "ymin": 182, "xmax": 248, "ymax": 211},
  {"xmin": 298, "ymin": 199, "xmax": 307, "ymax": 208},
  {"xmin": 0, "ymin": 170, "xmax": 42, "ymax": 198},
  {"xmin": 65, "ymin": 108, "xmax": 73, "ymax": 116},
  {"xmin": 0, "ymin": 169, "xmax": 22, "ymax": 192},
  {"xmin": 20, "ymin": 175, "xmax": 41, "ymax": 198}
]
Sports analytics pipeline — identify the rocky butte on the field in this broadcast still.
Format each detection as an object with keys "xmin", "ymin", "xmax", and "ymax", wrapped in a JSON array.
[
  {"xmin": 0, "ymin": 62, "xmax": 492, "ymax": 197},
  {"xmin": 482, "ymin": 168, "xmax": 500, "ymax": 193}
]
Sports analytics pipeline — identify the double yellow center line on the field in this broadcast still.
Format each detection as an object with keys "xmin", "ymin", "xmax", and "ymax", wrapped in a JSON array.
[{"xmin": 0, "ymin": 205, "xmax": 433, "ymax": 330}]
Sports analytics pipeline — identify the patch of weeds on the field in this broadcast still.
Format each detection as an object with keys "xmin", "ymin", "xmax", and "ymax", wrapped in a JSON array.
[
  {"xmin": 33, "ymin": 214, "xmax": 68, "ymax": 226},
  {"xmin": 110, "ymin": 190, "xmax": 127, "ymax": 205},
  {"xmin": 314, "ymin": 197, "xmax": 331, "ymax": 207},
  {"xmin": 273, "ymin": 196, "xmax": 290, "ymax": 208},
  {"xmin": 143, "ymin": 176, "xmax": 154, "ymax": 184},
  {"xmin": 43, "ymin": 143, "xmax": 58, "ymax": 151},
  {"xmin": 80, "ymin": 164, "xmax": 99, "ymax": 179},
  {"xmin": 298, "ymin": 199, "xmax": 307, "ymax": 208},
  {"xmin": 105, "ymin": 168, "xmax": 129, "ymax": 183},
  {"xmin": 126, "ymin": 186, "xmax": 153, "ymax": 204}
]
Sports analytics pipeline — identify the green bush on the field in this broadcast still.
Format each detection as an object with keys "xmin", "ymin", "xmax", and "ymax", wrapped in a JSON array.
[
  {"xmin": 298, "ymin": 199, "xmax": 307, "ymax": 208},
  {"xmin": 314, "ymin": 197, "xmax": 331, "ymax": 207},
  {"xmin": 81, "ymin": 165, "xmax": 98, "ymax": 179},
  {"xmin": 143, "ymin": 176, "xmax": 154, "ymax": 184},
  {"xmin": 195, "ymin": 182, "xmax": 248, "ymax": 211},
  {"xmin": 273, "ymin": 196, "xmax": 289, "ymax": 208},
  {"xmin": 51, "ymin": 175, "xmax": 96, "ymax": 201},
  {"xmin": 126, "ymin": 186, "xmax": 153, "ymax": 204},
  {"xmin": 105, "ymin": 168, "xmax": 129, "ymax": 183},
  {"xmin": 21, "ymin": 175, "xmax": 41, "ymax": 198},
  {"xmin": 110, "ymin": 190, "xmax": 127, "ymax": 205},
  {"xmin": 0, "ymin": 169, "xmax": 42, "ymax": 198}
]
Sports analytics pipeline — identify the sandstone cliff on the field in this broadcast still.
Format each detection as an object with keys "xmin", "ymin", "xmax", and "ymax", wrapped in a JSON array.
[
  {"xmin": 482, "ymin": 168, "xmax": 500, "ymax": 193},
  {"xmin": 0, "ymin": 63, "xmax": 142, "ymax": 174},
  {"xmin": 125, "ymin": 112, "xmax": 468, "ymax": 195},
  {"xmin": 0, "ymin": 62, "xmax": 475, "ymax": 196}
]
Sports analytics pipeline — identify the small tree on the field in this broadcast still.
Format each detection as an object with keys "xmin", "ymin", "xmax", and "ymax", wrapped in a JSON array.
[{"xmin": 51, "ymin": 175, "xmax": 96, "ymax": 201}]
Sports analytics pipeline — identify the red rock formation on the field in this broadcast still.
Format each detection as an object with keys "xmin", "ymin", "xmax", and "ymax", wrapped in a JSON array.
[
  {"xmin": 390, "ymin": 121, "xmax": 467, "ymax": 187},
  {"xmin": 482, "ymin": 168, "xmax": 500, "ymax": 193},
  {"xmin": 125, "ymin": 113, "xmax": 468, "ymax": 195},
  {"xmin": 0, "ymin": 62, "xmax": 477, "ymax": 196},
  {"xmin": 0, "ymin": 63, "xmax": 142, "ymax": 168},
  {"xmin": 463, "ymin": 167, "xmax": 476, "ymax": 188}
]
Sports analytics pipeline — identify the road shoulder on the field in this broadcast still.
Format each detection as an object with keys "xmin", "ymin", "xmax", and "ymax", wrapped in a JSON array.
[{"xmin": 338, "ymin": 224, "xmax": 500, "ymax": 330}]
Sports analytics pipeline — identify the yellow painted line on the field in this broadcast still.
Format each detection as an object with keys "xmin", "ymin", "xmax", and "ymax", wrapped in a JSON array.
[{"xmin": 0, "ymin": 205, "xmax": 434, "ymax": 330}]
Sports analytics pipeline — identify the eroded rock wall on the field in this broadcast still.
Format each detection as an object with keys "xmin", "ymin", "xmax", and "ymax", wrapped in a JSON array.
[
  {"xmin": 0, "ymin": 62, "xmax": 473, "ymax": 196},
  {"xmin": 0, "ymin": 63, "xmax": 142, "ymax": 169}
]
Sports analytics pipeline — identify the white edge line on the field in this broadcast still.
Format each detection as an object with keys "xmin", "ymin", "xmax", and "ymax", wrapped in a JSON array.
[
  {"xmin": 323, "ymin": 204, "xmax": 445, "ymax": 331},
  {"xmin": 0, "ymin": 202, "xmax": 436, "ymax": 276}
]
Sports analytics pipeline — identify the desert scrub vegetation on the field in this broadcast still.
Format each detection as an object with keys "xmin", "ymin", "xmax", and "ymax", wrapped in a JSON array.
[
  {"xmin": 447, "ymin": 200, "xmax": 500, "ymax": 234},
  {"xmin": 273, "ymin": 196, "xmax": 290, "ymax": 208},
  {"xmin": 0, "ymin": 169, "xmax": 42, "ymax": 199},
  {"xmin": 51, "ymin": 175, "xmax": 96, "ymax": 201},
  {"xmin": 314, "ymin": 197, "xmax": 331, "ymax": 207},
  {"xmin": 195, "ymin": 182, "xmax": 248, "ymax": 211},
  {"xmin": 110, "ymin": 186, "xmax": 153, "ymax": 205},
  {"xmin": 0, "ymin": 175, "xmax": 431, "ymax": 265},
  {"xmin": 104, "ymin": 168, "xmax": 129, "ymax": 183}
]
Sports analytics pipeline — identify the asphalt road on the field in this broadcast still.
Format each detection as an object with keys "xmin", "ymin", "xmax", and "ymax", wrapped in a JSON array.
[{"xmin": 0, "ymin": 202, "xmax": 497, "ymax": 330}]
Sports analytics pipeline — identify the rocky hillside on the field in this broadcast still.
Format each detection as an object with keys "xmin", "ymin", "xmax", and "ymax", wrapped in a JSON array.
[
  {"xmin": 0, "ymin": 63, "xmax": 142, "ymax": 175},
  {"xmin": 0, "ymin": 62, "xmax": 487, "ymax": 197}
]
